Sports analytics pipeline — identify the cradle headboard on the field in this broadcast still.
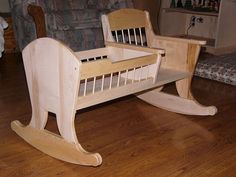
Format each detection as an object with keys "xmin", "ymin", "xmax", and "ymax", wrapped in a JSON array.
[{"xmin": 22, "ymin": 38, "xmax": 80, "ymax": 140}]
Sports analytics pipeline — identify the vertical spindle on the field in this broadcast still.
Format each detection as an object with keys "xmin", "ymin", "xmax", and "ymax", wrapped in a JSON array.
[
  {"xmin": 101, "ymin": 75, "xmax": 105, "ymax": 91},
  {"xmin": 92, "ymin": 77, "xmax": 96, "ymax": 94},
  {"xmin": 134, "ymin": 28, "xmax": 138, "ymax": 45},
  {"xmin": 128, "ymin": 29, "xmax": 131, "ymax": 44},
  {"xmin": 115, "ymin": 30, "xmax": 119, "ymax": 42},
  {"xmin": 121, "ymin": 30, "xmax": 125, "ymax": 43},
  {"xmin": 117, "ymin": 71, "xmax": 121, "ymax": 87},
  {"xmin": 125, "ymin": 69, "xmax": 128, "ymax": 85},
  {"xmin": 109, "ymin": 73, "xmax": 113, "ymax": 89},
  {"xmin": 139, "ymin": 66, "xmax": 142, "ymax": 82},
  {"xmin": 146, "ymin": 65, "xmax": 150, "ymax": 79},
  {"xmin": 83, "ymin": 79, "xmax": 87, "ymax": 96},
  {"xmin": 139, "ymin": 28, "xmax": 144, "ymax": 46},
  {"xmin": 132, "ymin": 68, "xmax": 136, "ymax": 83}
]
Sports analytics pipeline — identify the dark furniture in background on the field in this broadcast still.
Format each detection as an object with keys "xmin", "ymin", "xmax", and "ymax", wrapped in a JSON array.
[
  {"xmin": 9, "ymin": 0, "xmax": 161, "ymax": 52},
  {"xmin": 9, "ymin": 0, "xmax": 134, "ymax": 51}
]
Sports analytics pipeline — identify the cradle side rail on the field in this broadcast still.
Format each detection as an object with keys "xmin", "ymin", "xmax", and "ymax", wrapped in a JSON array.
[
  {"xmin": 11, "ymin": 37, "xmax": 164, "ymax": 166},
  {"xmin": 75, "ymin": 42, "xmax": 165, "ymax": 109}
]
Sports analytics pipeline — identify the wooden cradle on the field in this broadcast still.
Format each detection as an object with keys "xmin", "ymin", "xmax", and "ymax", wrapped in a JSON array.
[
  {"xmin": 11, "ymin": 37, "xmax": 165, "ymax": 166},
  {"xmin": 11, "ymin": 36, "xmax": 216, "ymax": 166}
]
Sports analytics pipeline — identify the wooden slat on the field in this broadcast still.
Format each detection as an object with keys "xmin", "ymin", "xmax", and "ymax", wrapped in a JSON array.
[
  {"xmin": 77, "ymin": 78, "xmax": 154, "ymax": 110},
  {"xmin": 77, "ymin": 68, "xmax": 190, "ymax": 110},
  {"xmin": 80, "ymin": 54, "xmax": 157, "ymax": 80},
  {"xmin": 155, "ymin": 35, "xmax": 206, "ymax": 45},
  {"xmin": 106, "ymin": 42, "xmax": 165, "ymax": 55},
  {"xmin": 75, "ymin": 47, "xmax": 108, "ymax": 60},
  {"xmin": 108, "ymin": 9, "xmax": 147, "ymax": 30}
]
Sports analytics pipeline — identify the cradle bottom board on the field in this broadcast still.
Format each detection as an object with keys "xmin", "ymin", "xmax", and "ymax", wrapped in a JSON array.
[{"xmin": 77, "ymin": 68, "xmax": 189, "ymax": 110}]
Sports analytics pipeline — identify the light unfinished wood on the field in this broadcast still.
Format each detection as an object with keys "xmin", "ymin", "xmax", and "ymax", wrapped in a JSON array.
[
  {"xmin": 106, "ymin": 42, "xmax": 165, "ymax": 55},
  {"xmin": 77, "ymin": 68, "xmax": 189, "ymax": 110},
  {"xmin": 107, "ymin": 8, "xmax": 147, "ymax": 31},
  {"xmin": 137, "ymin": 89, "xmax": 217, "ymax": 116},
  {"xmin": 1, "ymin": 53, "xmax": 236, "ymax": 176},
  {"xmin": 103, "ymin": 9, "xmax": 205, "ymax": 45},
  {"xmin": 11, "ymin": 38, "xmax": 102, "ymax": 166},
  {"xmin": 11, "ymin": 121, "xmax": 102, "ymax": 166},
  {"xmin": 11, "ymin": 8, "xmax": 218, "ymax": 166},
  {"xmin": 80, "ymin": 53, "xmax": 157, "ymax": 80},
  {"xmin": 102, "ymin": 8, "xmax": 217, "ymax": 116},
  {"xmin": 11, "ymin": 37, "xmax": 165, "ymax": 166}
]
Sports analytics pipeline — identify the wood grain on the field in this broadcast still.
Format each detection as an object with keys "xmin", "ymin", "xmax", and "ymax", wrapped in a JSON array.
[
  {"xmin": 1, "ymin": 53, "xmax": 236, "ymax": 176},
  {"xmin": 80, "ymin": 54, "xmax": 157, "ymax": 80},
  {"xmin": 10, "ymin": 38, "xmax": 165, "ymax": 166},
  {"xmin": 102, "ymin": 9, "xmax": 215, "ymax": 116}
]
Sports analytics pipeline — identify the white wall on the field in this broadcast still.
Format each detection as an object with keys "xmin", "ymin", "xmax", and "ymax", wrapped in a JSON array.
[{"xmin": 0, "ymin": 0, "xmax": 10, "ymax": 12}]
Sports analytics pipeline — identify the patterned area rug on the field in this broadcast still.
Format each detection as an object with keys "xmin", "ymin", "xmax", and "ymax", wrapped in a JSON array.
[{"xmin": 195, "ymin": 52, "xmax": 236, "ymax": 86}]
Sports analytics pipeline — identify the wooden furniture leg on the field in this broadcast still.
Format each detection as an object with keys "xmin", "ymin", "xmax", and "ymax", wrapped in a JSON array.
[
  {"xmin": 175, "ymin": 43, "xmax": 201, "ymax": 99},
  {"xmin": 27, "ymin": 4, "xmax": 47, "ymax": 38},
  {"xmin": 138, "ymin": 43, "xmax": 217, "ymax": 116},
  {"xmin": 137, "ymin": 90, "xmax": 217, "ymax": 116}
]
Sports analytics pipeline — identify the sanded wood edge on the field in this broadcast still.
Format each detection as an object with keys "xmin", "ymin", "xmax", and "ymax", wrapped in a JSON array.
[
  {"xmin": 75, "ymin": 47, "xmax": 109, "ymax": 59},
  {"xmin": 107, "ymin": 8, "xmax": 147, "ymax": 30},
  {"xmin": 137, "ymin": 90, "xmax": 217, "ymax": 116},
  {"xmin": 175, "ymin": 43, "xmax": 201, "ymax": 100},
  {"xmin": 11, "ymin": 120, "xmax": 102, "ymax": 166},
  {"xmin": 153, "ymin": 35, "xmax": 206, "ymax": 45},
  {"xmin": 106, "ymin": 42, "xmax": 165, "ymax": 54}
]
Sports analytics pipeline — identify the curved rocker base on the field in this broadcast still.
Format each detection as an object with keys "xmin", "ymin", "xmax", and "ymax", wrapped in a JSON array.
[
  {"xmin": 137, "ymin": 90, "xmax": 217, "ymax": 116},
  {"xmin": 11, "ymin": 120, "xmax": 102, "ymax": 166}
]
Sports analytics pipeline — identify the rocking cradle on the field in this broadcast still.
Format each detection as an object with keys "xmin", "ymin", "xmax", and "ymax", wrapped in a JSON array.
[
  {"xmin": 11, "ymin": 9, "xmax": 217, "ymax": 167},
  {"xmin": 11, "ymin": 37, "xmax": 165, "ymax": 166}
]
